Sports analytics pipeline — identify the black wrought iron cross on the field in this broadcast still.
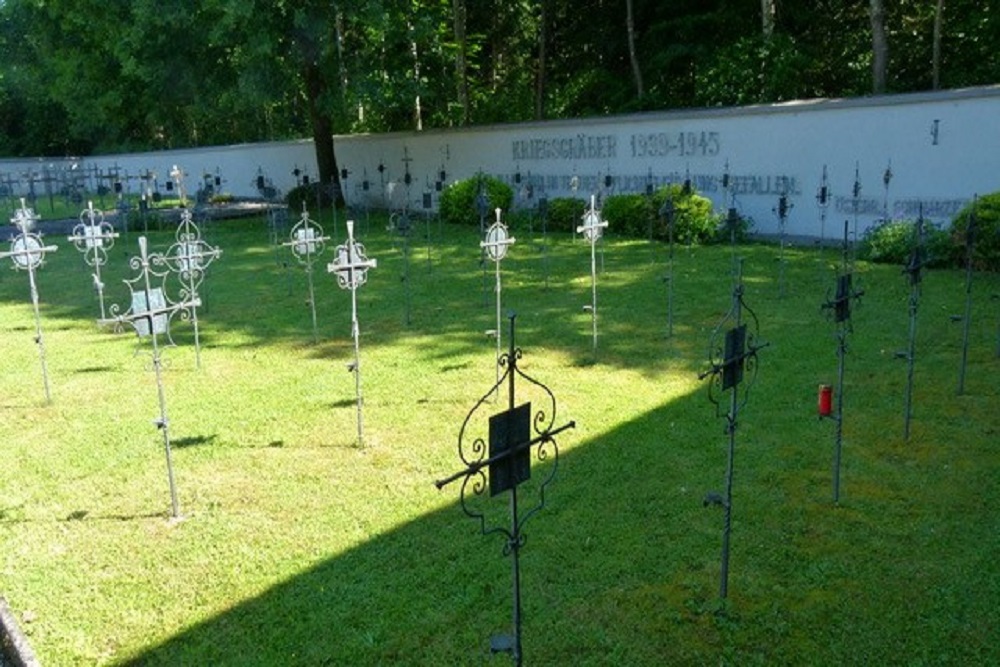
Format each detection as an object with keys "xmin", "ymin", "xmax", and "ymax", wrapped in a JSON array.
[
  {"xmin": 435, "ymin": 313, "xmax": 574, "ymax": 666},
  {"xmin": 698, "ymin": 260, "xmax": 767, "ymax": 600}
]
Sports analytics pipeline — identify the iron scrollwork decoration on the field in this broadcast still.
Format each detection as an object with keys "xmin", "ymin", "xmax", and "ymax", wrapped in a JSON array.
[
  {"xmin": 67, "ymin": 201, "xmax": 119, "ymax": 320},
  {"xmin": 326, "ymin": 220, "xmax": 377, "ymax": 447},
  {"xmin": 101, "ymin": 236, "xmax": 201, "ymax": 519},
  {"xmin": 156, "ymin": 207, "xmax": 221, "ymax": 368},
  {"xmin": 698, "ymin": 260, "xmax": 767, "ymax": 600},
  {"xmin": 435, "ymin": 313, "xmax": 574, "ymax": 666},
  {"xmin": 282, "ymin": 203, "xmax": 331, "ymax": 343},
  {"xmin": 1, "ymin": 198, "xmax": 58, "ymax": 403}
]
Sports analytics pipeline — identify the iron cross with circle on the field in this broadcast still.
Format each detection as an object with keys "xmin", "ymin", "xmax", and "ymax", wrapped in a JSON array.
[{"xmin": 481, "ymin": 208, "xmax": 516, "ymax": 262}]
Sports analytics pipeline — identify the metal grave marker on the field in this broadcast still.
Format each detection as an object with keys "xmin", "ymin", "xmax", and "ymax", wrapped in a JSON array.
[
  {"xmin": 897, "ymin": 212, "xmax": 928, "ymax": 440},
  {"xmin": 327, "ymin": 220, "xmax": 377, "ymax": 447},
  {"xmin": 282, "ymin": 203, "xmax": 331, "ymax": 343},
  {"xmin": 577, "ymin": 195, "xmax": 608, "ymax": 353},
  {"xmin": 481, "ymin": 208, "xmax": 516, "ymax": 395},
  {"xmin": 660, "ymin": 195, "xmax": 676, "ymax": 337},
  {"xmin": 819, "ymin": 220, "xmax": 865, "ymax": 504},
  {"xmin": 1, "ymin": 199, "xmax": 58, "ymax": 403},
  {"xmin": 67, "ymin": 201, "xmax": 120, "ymax": 319},
  {"xmin": 390, "ymin": 209, "xmax": 414, "ymax": 326},
  {"xmin": 773, "ymin": 191, "xmax": 793, "ymax": 297},
  {"xmin": 101, "ymin": 236, "xmax": 201, "ymax": 518},
  {"xmin": 698, "ymin": 260, "xmax": 767, "ymax": 599},
  {"xmin": 158, "ymin": 207, "xmax": 222, "ymax": 367},
  {"xmin": 951, "ymin": 202, "xmax": 977, "ymax": 395},
  {"xmin": 435, "ymin": 314, "xmax": 575, "ymax": 666}
]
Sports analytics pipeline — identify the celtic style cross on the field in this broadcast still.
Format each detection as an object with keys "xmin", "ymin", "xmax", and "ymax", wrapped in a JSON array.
[
  {"xmin": 101, "ymin": 236, "xmax": 201, "ymax": 518},
  {"xmin": 282, "ymin": 203, "xmax": 331, "ymax": 343},
  {"xmin": 2, "ymin": 199, "xmax": 58, "ymax": 403},
  {"xmin": 327, "ymin": 220, "xmax": 377, "ymax": 446},
  {"xmin": 577, "ymin": 195, "xmax": 608, "ymax": 353},
  {"xmin": 67, "ymin": 201, "xmax": 119, "ymax": 319},
  {"xmin": 481, "ymin": 208, "xmax": 516, "ymax": 394},
  {"xmin": 159, "ymin": 207, "xmax": 221, "ymax": 367}
]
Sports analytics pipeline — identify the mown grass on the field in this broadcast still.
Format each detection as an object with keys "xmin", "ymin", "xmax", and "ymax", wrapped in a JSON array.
[{"xmin": 1, "ymin": 211, "xmax": 998, "ymax": 665}]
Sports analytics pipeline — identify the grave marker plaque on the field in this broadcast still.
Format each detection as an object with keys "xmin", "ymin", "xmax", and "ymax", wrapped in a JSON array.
[{"xmin": 435, "ymin": 314, "xmax": 574, "ymax": 666}]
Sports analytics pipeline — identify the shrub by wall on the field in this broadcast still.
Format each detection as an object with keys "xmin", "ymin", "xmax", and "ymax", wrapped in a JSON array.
[
  {"xmin": 439, "ymin": 175, "xmax": 513, "ymax": 226},
  {"xmin": 950, "ymin": 192, "xmax": 1000, "ymax": 271}
]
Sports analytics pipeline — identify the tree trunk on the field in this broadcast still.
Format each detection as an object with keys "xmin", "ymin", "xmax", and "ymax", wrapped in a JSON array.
[
  {"xmin": 303, "ymin": 61, "xmax": 337, "ymax": 197},
  {"xmin": 870, "ymin": 0, "xmax": 888, "ymax": 94},
  {"xmin": 452, "ymin": 0, "xmax": 470, "ymax": 126},
  {"xmin": 534, "ymin": 0, "xmax": 547, "ymax": 120},
  {"xmin": 626, "ymin": 0, "xmax": 643, "ymax": 99},
  {"xmin": 409, "ymin": 18, "xmax": 422, "ymax": 130},
  {"xmin": 932, "ymin": 0, "xmax": 944, "ymax": 90},
  {"xmin": 761, "ymin": 0, "xmax": 775, "ymax": 40}
]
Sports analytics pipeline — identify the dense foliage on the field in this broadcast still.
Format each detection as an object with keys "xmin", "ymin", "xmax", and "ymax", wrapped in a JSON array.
[
  {"xmin": 1, "ymin": 0, "xmax": 997, "ymax": 167},
  {"xmin": 438, "ymin": 174, "xmax": 514, "ymax": 227}
]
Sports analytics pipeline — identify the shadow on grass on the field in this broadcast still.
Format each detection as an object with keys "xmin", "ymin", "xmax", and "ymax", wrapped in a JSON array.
[{"xmin": 118, "ymin": 364, "xmax": 1000, "ymax": 666}]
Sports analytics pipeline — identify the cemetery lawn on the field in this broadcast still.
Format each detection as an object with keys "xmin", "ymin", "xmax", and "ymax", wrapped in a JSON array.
[{"xmin": 1, "ymin": 212, "xmax": 998, "ymax": 665}]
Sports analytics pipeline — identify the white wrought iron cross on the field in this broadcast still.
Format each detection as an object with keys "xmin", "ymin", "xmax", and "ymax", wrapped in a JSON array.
[
  {"xmin": 577, "ymin": 195, "xmax": 608, "ymax": 353},
  {"xmin": 67, "ymin": 201, "xmax": 119, "ymax": 319},
  {"xmin": 481, "ymin": 208, "xmax": 516, "ymax": 394},
  {"xmin": 282, "ymin": 203, "xmax": 331, "ymax": 343}
]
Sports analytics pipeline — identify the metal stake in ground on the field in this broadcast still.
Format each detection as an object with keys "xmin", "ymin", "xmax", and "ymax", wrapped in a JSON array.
[
  {"xmin": 101, "ymin": 236, "xmax": 200, "ymax": 519},
  {"xmin": 1, "ymin": 199, "xmax": 58, "ymax": 403},
  {"xmin": 390, "ymin": 209, "xmax": 413, "ymax": 326},
  {"xmin": 481, "ymin": 208, "xmax": 516, "ymax": 396},
  {"xmin": 327, "ymin": 220, "xmax": 377, "ymax": 447},
  {"xmin": 897, "ymin": 212, "xmax": 928, "ymax": 441},
  {"xmin": 773, "ymin": 191, "xmax": 793, "ymax": 298},
  {"xmin": 952, "ymin": 201, "xmax": 977, "ymax": 395},
  {"xmin": 659, "ymin": 196, "xmax": 676, "ymax": 338},
  {"xmin": 282, "ymin": 203, "xmax": 331, "ymax": 343},
  {"xmin": 67, "ymin": 201, "xmax": 119, "ymax": 319},
  {"xmin": 435, "ymin": 313, "xmax": 574, "ymax": 666},
  {"xmin": 578, "ymin": 195, "xmax": 608, "ymax": 354},
  {"xmin": 698, "ymin": 259, "xmax": 767, "ymax": 600},
  {"xmin": 157, "ymin": 207, "xmax": 222, "ymax": 368},
  {"xmin": 816, "ymin": 165, "xmax": 831, "ymax": 266},
  {"xmin": 820, "ymin": 220, "xmax": 864, "ymax": 504}
]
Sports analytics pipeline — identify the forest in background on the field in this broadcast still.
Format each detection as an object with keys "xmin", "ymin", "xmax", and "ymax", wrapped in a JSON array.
[{"xmin": 1, "ymin": 0, "xmax": 997, "ymax": 183}]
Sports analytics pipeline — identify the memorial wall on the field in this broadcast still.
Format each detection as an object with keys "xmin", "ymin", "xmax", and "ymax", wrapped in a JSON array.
[{"xmin": 2, "ymin": 86, "xmax": 997, "ymax": 239}]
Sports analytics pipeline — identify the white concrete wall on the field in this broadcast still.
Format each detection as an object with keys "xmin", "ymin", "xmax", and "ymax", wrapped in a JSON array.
[
  {"xmin": 0, "ymin": 140, "xmax": 317, "ymax": 208},
  {"xmin": 332, "ymin": 86, "xmax": 1000, "ymax": 238},
  {"xmin": 3, "ymin": 86, "xmax": 998, "ymax": 238}
]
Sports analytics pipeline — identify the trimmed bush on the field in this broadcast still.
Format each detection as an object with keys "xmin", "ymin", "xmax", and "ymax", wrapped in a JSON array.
[
  {"xmin": 859, "ymin": 219, "xmax": 952, "ymax": 268},
  {"xmin": 439, "ymin": 174, "xmax": 513, "ymax": 226},
  {"xmin": 543, "ymin": 197, "xmax": 587, "ymax": 233},
  {"xmin": 950, "ymin": 192, "xmax": 1000, "ymax": 271},
  {"xmin": 649, "ymin": 184, "xmax": 720, "ymax": 245}
]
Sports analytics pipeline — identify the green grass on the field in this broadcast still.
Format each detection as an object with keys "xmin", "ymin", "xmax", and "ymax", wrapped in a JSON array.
[{"xmin": 1, "ymin": 213, "xmax": 998, "ymax": 665}]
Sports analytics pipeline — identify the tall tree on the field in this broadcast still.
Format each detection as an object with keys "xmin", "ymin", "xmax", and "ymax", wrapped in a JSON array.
[
  {"xmin": 626, "ymin": 0, "xmax": 643, "ymax": 99},
  {"xmin": 870, "ymin": 0, "xmax": 889, "ymax": 93}
]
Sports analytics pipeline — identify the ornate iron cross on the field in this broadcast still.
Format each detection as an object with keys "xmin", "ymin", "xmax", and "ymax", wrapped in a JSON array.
[
  {"xmin": 435, "ymin": 314, "xmax": 575, "ymax": 666},
  {"xmin": 1, "ymin": 199, "xmax": 58, "ymax": 403},
  {"xmin": 158, "ymin": 207, "xmax": 222, "ymax": 368},
  {"xmin": 101, "ymin": 236, "xmax": 201, "ymax": 518},
  {"xmin": 327, "ymin": 220, "xmax": 377, "ymax": 447},
  {"xmin": 67, "ymin": 201, "xmax": 119, "ymax": 320},
  {"xmin": 820, "ymin": 220, "xmax": 865, "ymax": 504},
  {"xmin": 481, "ymin": 208, "xmax": 516, "ymax": 394},
  {"xmin": 577, "ymin": 195, "xmax": 608, "ymax": 353},
  {"xmin": 953, "ymin": 202, "xmax": 977, "ymax": 395},
  {"xmin": 282, "ymin": 203, "xmax": 331, "ymax": 343},
  {"xmin": 698, "ymin": 260, "xmax": 767, "ymax": 600},
  {"xmin": 898, "ymin": 212, "xmax": 928, "ymax": 440}
]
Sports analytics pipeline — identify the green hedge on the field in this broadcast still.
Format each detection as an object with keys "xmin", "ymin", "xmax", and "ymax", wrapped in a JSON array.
[
  {"xmin": 859, "ymin": 219, "xmax": 953, "ymax": 268},
  {"xmin": 439, "ymin": 174, "xmax": 513, "ymax": 226},
  {"xmin": 950, "ymin": 192, "xmax": 1000, "ymax": 271}
]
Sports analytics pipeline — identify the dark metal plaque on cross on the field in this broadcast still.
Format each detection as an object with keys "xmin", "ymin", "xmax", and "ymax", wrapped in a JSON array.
[
  {"xmin": 489, "ymin": 402, "xmax": 532, "ymax": 496},
  {"xmin": 722, "ymin": 324, "xmax": 747, "ymax": 390}
]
